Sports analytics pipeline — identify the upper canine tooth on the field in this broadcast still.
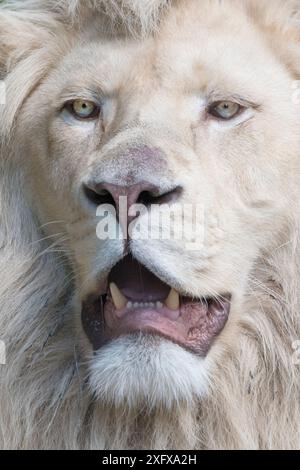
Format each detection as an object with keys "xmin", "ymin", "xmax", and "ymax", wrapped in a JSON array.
[
  {"xmin": 165, "ymin": 288, "xmax": 180, "ymax": 311},
  {"xmin": 110, "ymin": 283, "xmax": 127, "ymax": 310}
]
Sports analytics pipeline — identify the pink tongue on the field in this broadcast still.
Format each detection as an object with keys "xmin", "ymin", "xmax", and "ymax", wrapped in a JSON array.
[{"xmin": 108, "ymin": 255, "xmax": 170, "ymax": 302}]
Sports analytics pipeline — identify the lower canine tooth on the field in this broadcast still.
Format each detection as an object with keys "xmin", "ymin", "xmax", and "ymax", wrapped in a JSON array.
[
  {"xmin": 165, "ymin": 288, "xmax": 180, "ymax": 311},
  {"xmin": 110, "ymin": 283, "xmax": 127, "ymax": 310}
]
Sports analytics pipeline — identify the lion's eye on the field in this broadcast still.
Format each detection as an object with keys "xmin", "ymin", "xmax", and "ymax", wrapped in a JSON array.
[
  {"xmin": 66, "ymin": 99, "xmax": 100, "ymax": 120},
  {"xmin": 208, "ymin": 101, "xmax": 242, "ymax": 120}
]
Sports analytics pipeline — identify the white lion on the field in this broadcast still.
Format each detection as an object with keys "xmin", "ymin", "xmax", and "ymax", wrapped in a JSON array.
[{"xmin": 1, "ymin": 0, "xmax": 300, "ymax": 449}]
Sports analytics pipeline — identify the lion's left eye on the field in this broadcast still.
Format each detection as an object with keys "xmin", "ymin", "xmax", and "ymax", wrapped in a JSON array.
[
  {"xmin": 65, "ymin": 99, "xmax": 100, "ymax": 120},
  {"xmin": 208, "ymin": 101, "xmax": 242, "ymax": 120}
]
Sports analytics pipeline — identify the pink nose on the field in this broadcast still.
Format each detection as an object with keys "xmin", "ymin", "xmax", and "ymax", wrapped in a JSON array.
[{"xmin": 84, "ymin": 182, "xmax": 182, "ymax": 222}]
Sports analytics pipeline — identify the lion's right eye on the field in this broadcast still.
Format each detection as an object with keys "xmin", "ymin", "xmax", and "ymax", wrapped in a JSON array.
[
  {"xmin": 64, "ymin": 99, "xmax": 101, "ymax": 120},
  {"xmin": 208, "ymin": 101, "xmax": 242, "ymax": 120}
]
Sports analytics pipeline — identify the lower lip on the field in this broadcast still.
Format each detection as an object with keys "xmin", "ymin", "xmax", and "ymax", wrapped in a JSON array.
[
  {"xmin": 109, "ymin": 306, "xmax": 186, "ymax": 332},
  {"xmin": 81, "ymin": 294, "xmax": 231, "ymax": 356}
]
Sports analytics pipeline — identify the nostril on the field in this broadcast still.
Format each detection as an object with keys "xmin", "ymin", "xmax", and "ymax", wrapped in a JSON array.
[
  {"xmin": 83, "ymin": 184, "xmax": 116, "ymax": 208},
  {"xmin": 137, "ymin": 191, "xmax": 160, "ymax": 206},
  {"xmin": 137, "ymin": 186, "xmax": 183, "ymax": 207},
  {"xmin": 158, "ymin": 186, "xmax": 183, "ymax": 205}
]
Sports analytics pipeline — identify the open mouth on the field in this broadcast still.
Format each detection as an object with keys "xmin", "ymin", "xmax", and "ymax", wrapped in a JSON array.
[{"xmin": 81, "ymin": 255, "xmax": 231, "ymax": 356}]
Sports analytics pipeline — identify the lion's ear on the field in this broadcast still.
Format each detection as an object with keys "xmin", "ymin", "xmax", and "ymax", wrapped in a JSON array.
[{"xmin": 247, "ymin": 0, "xmax": 300, "ymax": 77}]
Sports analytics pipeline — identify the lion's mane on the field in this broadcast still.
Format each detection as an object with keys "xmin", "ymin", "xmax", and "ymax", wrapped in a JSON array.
[{"xmin": 0, "ymin": 0, "xmax": 300, "ymax": 449}]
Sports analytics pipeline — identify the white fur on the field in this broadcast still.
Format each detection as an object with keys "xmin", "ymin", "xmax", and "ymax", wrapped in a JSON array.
[
  {"xmin": 1, "ymin": 0, "xmax": 300, "ymax": 451},
  {"xmin": 89, "ymin": 334, "xmax": 210, "ymax": 411},
  {"xmin": 3, "ymin": 0, "xmax": 171, "ymax": 35}
]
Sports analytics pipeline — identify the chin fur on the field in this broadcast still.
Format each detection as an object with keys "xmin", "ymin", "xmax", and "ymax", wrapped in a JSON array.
[{"xmin": 88, "ymin": 333, "xmax": 210, "ymax": 411}]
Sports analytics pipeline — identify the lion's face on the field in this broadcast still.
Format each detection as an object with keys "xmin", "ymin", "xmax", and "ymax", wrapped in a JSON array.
[{"xmin": 16, "ymin": 1, "xmax": 300, "ymax": 408}]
